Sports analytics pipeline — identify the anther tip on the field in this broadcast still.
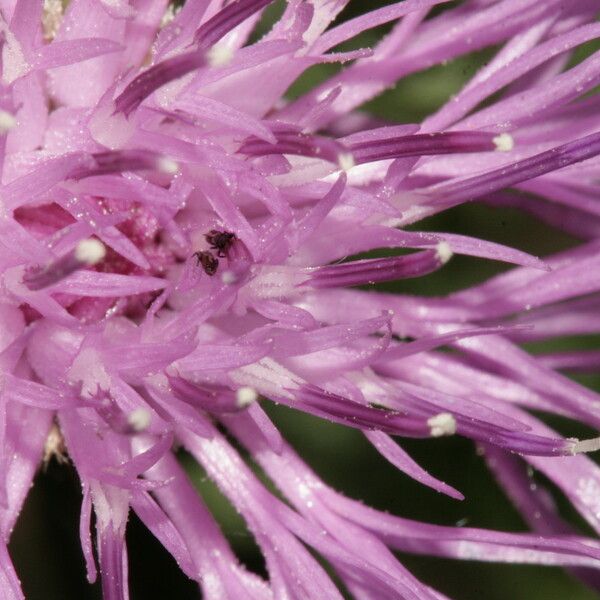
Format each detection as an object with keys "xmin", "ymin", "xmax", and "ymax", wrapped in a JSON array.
[
  {"xmin": 0, "ymin": 110, "xmax": 16, "ymax": 134},
  {"xmin": 337, "ymin": 152, "xmax": 355, "ymax": 172},
  {"xmin": 435, "ymin": 241, "xmax": 453, "ymax": 264},
  {"xmin": 75, "ymin": 238, "xmax": 106, "ymax": 265},
  {"xmin": 236, "ymin": 386, "xmax": 258, "ymax": 407},
  {"xmin": 493, "ymin": 133, "xmax": 514, "ymax": 152},
  {"xmin": 427, "ymin": 412, "xmax": 457, "ymax": 437},
  {"xmin": 157, "ymin": 156, "xmax": 180, "ymax": 175},
  {"xmin": 207, "ymin": 45, "xmax": 234, "ymax": 68},
  {"xmin": 128, "ymin": 408, "xmax": 152, "ymax": 432}
]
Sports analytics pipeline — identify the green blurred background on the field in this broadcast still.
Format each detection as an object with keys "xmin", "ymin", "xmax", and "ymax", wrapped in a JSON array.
[{"xmin": 9, "ymin": 1, "xmax": 600, "ymax": 598}]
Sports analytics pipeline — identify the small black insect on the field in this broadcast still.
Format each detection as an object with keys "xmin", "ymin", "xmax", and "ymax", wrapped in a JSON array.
[
  {"xmin": 193, "ymin": 250, "xmax": 218, "ymax": 276},
  {"xmin": 205, "ymin": 229, "xmax": 236, "ymax": 258}
]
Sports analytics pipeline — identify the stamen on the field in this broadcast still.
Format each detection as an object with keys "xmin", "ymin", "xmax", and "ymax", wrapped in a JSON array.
[
  {"xmin": 114, "ymin": 51, "xmax": 207, "ymax": 116},
  {"xmin": 168, "ymin": 376, "xmax": 248, "ymax": 414},
  {"xmin": 24, "ymin": 238, "xmax": 106, "ymax": 291},
  {"xmin": 116, "ymin": 0, "xmax": 274, "ymax": 115},
  {"xmin": 308, "ymin": 249, "xmax": 448, "ymax": 288},
  {"xmin": 427, "ymin": 413, "xmax": 457, "ymax": 437},
  {"xmin": 348, "ymin": 131, "xmax": 501, "ymax": 164},
  {"xmin": 240, "ymin": 129, "xmax": 348, "ymax": 165},
  {"xmin": 429, "ymin": 131, "xmax": 600, "ymax": 205},
  {"xmin": 294, "ymin": 384, "xmax": 431, "ymax": 437},
  {"xmin": 236, "ymin": 386, "xmax": 258, "ymax": 407}
]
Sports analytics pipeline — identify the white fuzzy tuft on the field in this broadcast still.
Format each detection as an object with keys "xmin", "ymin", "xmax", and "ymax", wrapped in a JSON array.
[
  {"xmin": 337, "ymin": 152, "xmax": 355, "ymax": 172},
  {"xmin": 128, "ymin": 408, "xmax": 152, "ymax": 432},
  {"xmin": 207, "ymin": 45, "xmax": 234, "ymax": 68},
  {"xmin": 427, "ymin": 412, "xmax": 457, "ymax": 437},
  {"xmin": 236, "ymin": 386, "xmax": 258, "ymax": 407},
  {"xmin": 75, "ymin": 238, "xmax": 106, "ymax": 265},
  {"xmin": 435, "ymin": 241, "xmax": 453, "ymax": 264},
  {"xmin": 493, "ymin": 133, "xmax": 514, "ymax": 152}
]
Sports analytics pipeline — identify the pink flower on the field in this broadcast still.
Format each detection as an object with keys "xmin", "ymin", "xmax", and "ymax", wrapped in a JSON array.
[{"xmin": 0, "ymin": 0, "xmax": 599, "ymax": 598}]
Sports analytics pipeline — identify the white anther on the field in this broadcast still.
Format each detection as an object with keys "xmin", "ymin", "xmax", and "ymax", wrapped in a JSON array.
[
  {"xmin": 128, "ymin": 408, "xmax": 152, "ymax": 432},
  {"xmin": 207, "ymin": 45, "xmax": 234, "ymax": 68},
  {"xmin": 337, "ymin": 152, "xmax": 355, "ymax": 172},
  {"xmin": 427, "ymin": 412, "xmax": 456, "ymax": 437},
  {"xmin": 236, "ymin": 386, "xmax": 258, "ymax": 407},
  {"xmin": 75, "ymin": 238, "xmax": 106, "ymax": 265},
  {"xmin": 0, "ymin": 110, "xmax": 16, "ymax": 134},
  {"xmin": 157, "ymin": 156, "xmax": 179, "ymax": 175},
  {"xmin": 435, "ymin": 241, "xmax": 453, "ymax": 264},
  {"xmin": 493, "ymin": 133, "xmax": 514, "ymax": 152}
]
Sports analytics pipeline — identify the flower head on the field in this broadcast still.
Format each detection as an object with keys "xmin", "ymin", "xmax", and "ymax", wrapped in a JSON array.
[{"xmin": 1, "ymin": 0, "xmax": 600, "ymax": 598}]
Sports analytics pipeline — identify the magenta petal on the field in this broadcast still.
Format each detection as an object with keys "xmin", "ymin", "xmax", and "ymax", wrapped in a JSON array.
[
  {"xmin": 193, "ymin": 0, "xmax": 275, "ymax": 49},
  {"xmin": 0, "ymin": 405, "xmax": 53, "ymax": 538},
  {"xmin": 307, "ymin": 249, "xmax": 448, "ymax": 288},
  {"xmin": 34, "ymin": 39, "xmax": 123, "ymax": 70},
  {"xmin": 0, "ymin": 2, "xmax": 599, "ymax": 598},
  {"xmin": 427, "ymin": 132, "xmax": 600, "ymax": 205},
  {"xmin": 133, "ymin": 437, "xmax": 272, "ymax": 599}
]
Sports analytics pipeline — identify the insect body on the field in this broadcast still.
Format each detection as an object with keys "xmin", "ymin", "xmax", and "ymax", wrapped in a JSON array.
[
  {"xmin": 205, "ymin": 230, "xmax": 236, "ymax": 257},
  {"xmin": 193, "ymin": 250, "xmax": 218, "ymax": 276}
]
